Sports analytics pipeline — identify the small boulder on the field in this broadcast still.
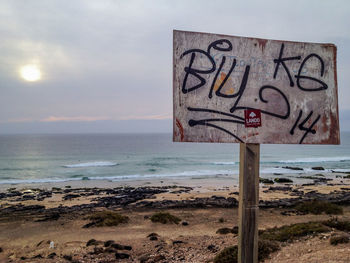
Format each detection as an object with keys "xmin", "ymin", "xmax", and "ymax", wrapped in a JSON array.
[
  {"xmin": 312, "ymin": 166, "xmax": 325, "ymax": 170},
  {"xmin": 115, "ymin": 252, "xmax": 130, "ymax": 259}
]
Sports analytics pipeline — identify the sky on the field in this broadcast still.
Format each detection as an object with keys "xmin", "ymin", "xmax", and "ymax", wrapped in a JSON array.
[{"xmin": 0, "ymin": 0, "xmax": 350, "ymax": 133}]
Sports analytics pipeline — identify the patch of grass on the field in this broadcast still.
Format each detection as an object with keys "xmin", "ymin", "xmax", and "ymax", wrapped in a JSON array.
[
  {"xmin": 260, "ymin": 222, "xmax": 329, "ymax": 242},
  {"xmin": 150, "ymin": 212, "xmax": 181, "ymax": 224},
  {"xmin": 323, "ymin": 218, "xmax": 350, "ymax": 232},
  {"xmin": 213, "ymin": 245, "xmax": 238, "ymax": 263},
  {"xmin": 86, "ymin": 211, "xmax": 129, "ymax": 227},
  {"xmin": 216, "ymin": 226, "xmax": 238, "ymax": 235},
  {"xmin": 213, "ymin": 240, "xmax": 279, "ymax": 263},
  {"xmin": 260, "ymin": 178, "xmax": 274, "ymax": 184},
  {"xmin": 330, "ymin": 234, "xmax": 350, "ymax": 245},
  {"xmin": 258, "ymin": 240, "xmax": 279, "ymax": 261},
  {"xmin": 295, "ymin": 200, "xmax": 343, "ymax": 215},
  {"xmin": 274, "ymin": 178, "xmax": 293, "ymax": 183}
]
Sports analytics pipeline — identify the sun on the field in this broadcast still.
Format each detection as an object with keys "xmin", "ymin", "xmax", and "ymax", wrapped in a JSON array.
[{"xmin": 20, "ymin": 64, "xmax": 42, "ymax": 82}]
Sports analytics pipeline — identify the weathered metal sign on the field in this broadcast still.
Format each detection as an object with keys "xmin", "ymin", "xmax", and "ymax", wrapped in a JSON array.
[{"xmin": 173, "ymin": 30, "xmax": 339, "ymax": 144}]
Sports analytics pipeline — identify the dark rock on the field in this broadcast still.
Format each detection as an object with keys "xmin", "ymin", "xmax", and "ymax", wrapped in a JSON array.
[
  {"xmin": 47, "ymin": 252, "xmax": 56, "ymax": 259},
  {"xmin": 149, "ymin": 236, "xmax": 158, "ymax": 241},
  {"xmin": 32, "ymin": 254, "xmax": 43, "ymax": 258},
  {"xmin": 268, "ymin": 186, "xmax": 292, "ymax": 191},
  {"xmin": 312, "ymin": 166, "xmax": 325, "ymax": 170},
  {"xmin": 21, "ymin": 195, "xmax": 36, "ymax": 200},
  {"xmin": 104, "ymin": 247, "xmax": 117, "ymax": 253},
  {"xmin": 111, "ymin": 243, "xmax": 132, "ymax": 250},
  {"xmin": 36, "ymin": 212, "xmax": 60, "ymax": 222},
  {"xmin": 274, "ymin": 178, "xmax": 293, "ymax": 183},
  {"xmin": 86, "ymin": 239, "xmax": 98, "ymax": 246},
  {"xmin": 314, "ymin": 178, "xmax": 332, "ymax": 184},
  {"xmin": 260, "ymin": 178, "xmax": 274, "ymax": 184},
  {"xmin": 172, "ymin": 240, "xmax": 184, "ymax": 245},
  {"xmin": 147, "ymin": 233, "xmax": 159, "ymax": 238},
  {"xmin": 63, "ymin": 194, "xmax": 80, "ymax": 200},
  {"xmin": 82, "ymin": 222, "xmax": 95, "ymax": 228},
  {"xmin": 207, "ymin": 244, "xmax": 218, "ymax": 252},
  {"xmin": 0, "ymin": 247, "xmax": 2, "ymax": 253},
  {"xmin": 63, "ymin": 255, "xmax": 72, "ymax": 261},
  {"xmin": 123, "ymin": 245, "xmax": 132, "ymax": 251},
  {"xmin": 104, "ymin": 240, "xmax": 115, "ymax": 247},
  {"xmin": 282, "ymin": 166, "xmax": 303, "ymax": 171},
  {"xmin": 182, "ymin": 221, "xmax": 189, "ymax": 226},
  {"xmin": 115, "ymin": 252, "xmax": 130, "ymax": 259},
  {"xmin": 232, "ymin": 226, "xmax": 239, "ymax": 234},
  {"xmin": 20, "ymin": 256, "xmax": 27, "ymax": 260}
]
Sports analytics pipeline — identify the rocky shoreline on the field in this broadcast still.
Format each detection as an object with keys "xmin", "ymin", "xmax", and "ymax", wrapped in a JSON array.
[
  {"xmin": 1, "ymin": 184, "xmax": 350, "ymax": 220},
  {"xmin": 0, "ymin": 181, "xmax": 350, "ymax": 263}
]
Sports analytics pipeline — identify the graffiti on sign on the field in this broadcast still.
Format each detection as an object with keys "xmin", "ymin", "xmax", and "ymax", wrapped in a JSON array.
[{"xmin": 173, "ymin": 30, "xmax": 339, "ymax": 144}]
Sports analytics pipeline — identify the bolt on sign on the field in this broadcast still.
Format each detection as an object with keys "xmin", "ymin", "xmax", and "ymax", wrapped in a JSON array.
[{"xmin": 173, "ymin": 30, "xmax": 340, "ymax": 144}]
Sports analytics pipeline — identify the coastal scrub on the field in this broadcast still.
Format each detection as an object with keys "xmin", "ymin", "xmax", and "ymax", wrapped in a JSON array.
[
  {"xmin": 323, "ymin": 218, "xmax": 350, "ymax": 232},
  {"xmin": 295, "ymin": 200, "xmax": 343, "ymax": 215},
  {"xmin": 259, "ymin": 178, "xmax": 274, "ymax": 184},
  {"xmin": 330, "ymin": 234, "xmax": 350, "ymax": 245},
  {"xmin": 150, "ymin": 212, "xmax": 181, "ymax": 224},
  {"xmin": 84, "ymin": 211, "xmax": 129, "ymax": 227},
  {"xmin": 259, "ymin": 222, "xmax": 329, "ymax": 242},
  {"xmin": 213, "ymin": 240, "xmax": 279, "ymax": 263}
]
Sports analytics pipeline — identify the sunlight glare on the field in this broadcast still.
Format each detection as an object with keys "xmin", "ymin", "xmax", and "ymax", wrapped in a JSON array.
[{"xmin": 20, "ymin": 64, "xmax": 42, "ymax": 82}]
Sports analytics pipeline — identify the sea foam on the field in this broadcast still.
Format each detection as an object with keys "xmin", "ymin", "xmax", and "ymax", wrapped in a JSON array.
[
  {"xmin": 212, "ymin": 161, "xmax": 236, "ymax": 165},
  {"xmin": 279, "ymin": 156, "xmax": 350, "ymax": 163},
  {"xmin": 63, "ymin": 161, "xmax": 118, "ymax": 168}
]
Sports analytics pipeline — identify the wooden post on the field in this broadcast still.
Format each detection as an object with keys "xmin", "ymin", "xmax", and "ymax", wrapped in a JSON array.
[{"xmin": 238, "ymin": 143, "xmax": 260, "ymax": 263}]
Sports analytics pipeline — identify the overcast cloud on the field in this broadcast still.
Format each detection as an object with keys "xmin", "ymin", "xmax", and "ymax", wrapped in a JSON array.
[{"xmin": 0, "ymin": 0, "xmax": 349, "ymax": 133}]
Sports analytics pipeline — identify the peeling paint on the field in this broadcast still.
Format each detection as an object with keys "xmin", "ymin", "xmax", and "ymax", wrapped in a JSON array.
[{"xmin": 257, "ymin": 39, "xmax": 268, "ymax": 52}]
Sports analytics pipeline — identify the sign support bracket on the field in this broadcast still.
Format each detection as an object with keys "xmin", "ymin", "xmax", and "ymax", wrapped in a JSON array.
[{"xmin": 238, "ymin": 143, "xmax": 260, "ymax": 263}]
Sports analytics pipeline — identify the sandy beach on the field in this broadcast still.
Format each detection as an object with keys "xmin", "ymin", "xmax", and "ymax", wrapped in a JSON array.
[{"xmin": 0, "ymin": 174, "xmax": 350, "ymax": 263}]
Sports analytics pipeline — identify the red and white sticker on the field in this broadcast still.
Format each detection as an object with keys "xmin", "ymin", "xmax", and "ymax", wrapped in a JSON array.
[{"xmin": 244, "ymin": 109, "xmax": 262, "ymax": 128}]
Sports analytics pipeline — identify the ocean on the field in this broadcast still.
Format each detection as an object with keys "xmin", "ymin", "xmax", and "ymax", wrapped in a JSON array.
[{"xmin": 0, "ymin": 132, "xmax": 350, "ymax": 185}]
